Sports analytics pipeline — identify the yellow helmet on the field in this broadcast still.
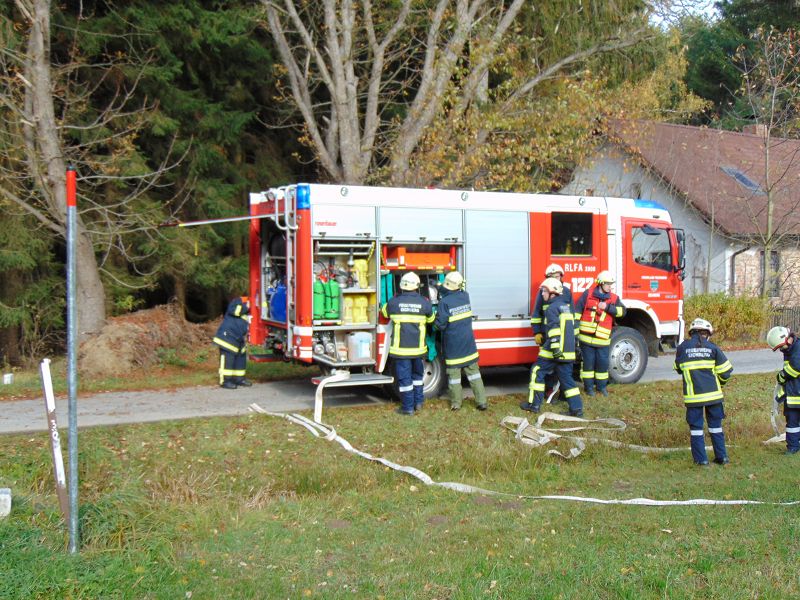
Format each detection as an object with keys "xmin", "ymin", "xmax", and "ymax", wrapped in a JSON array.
[
  {"xmin": 443, "ymin": 270, "xmax": 464, "ymax": 291},
  {"xmin": 399, "ymin": 271, "xmax": 421, "ymax": 291},
  {"xmin": 596, "ymin": 270, "xmax": 615, "ymax": 285},
  {"xmin": 540, "ymin": 277, "xmax": 563, "ymax": 295},
  {"xmin": 767, "ymin": 326, "xmax": 791, "ymax": 351}
]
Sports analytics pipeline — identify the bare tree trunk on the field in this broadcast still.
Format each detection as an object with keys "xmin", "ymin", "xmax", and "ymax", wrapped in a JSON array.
[
  {"xmin": 0, "ymin": 269, "xmax": 23, "ymax": 367},
  {"xmin": 24, "ymin": 0, "xmax": 106, "ymax": 339}
]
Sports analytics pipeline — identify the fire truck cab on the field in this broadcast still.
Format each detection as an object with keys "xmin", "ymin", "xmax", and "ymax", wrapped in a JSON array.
[{"xmin": 248, "ymin": 183, "xmax": 685, "ymax": 398}]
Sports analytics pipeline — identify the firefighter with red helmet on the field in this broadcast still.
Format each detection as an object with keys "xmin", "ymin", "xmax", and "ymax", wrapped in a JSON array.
[
  {"xmin": 434, "ymin": 270, "xmax": 487, "ymax": 411},
  {"xmin": 381, "ymin": 272, "xmax": 435, "ymax": 415},
  {"xmin": 520, "ymin": 278, "xmax": 583, "ymax": 416},
  {"xmin": 575, "ymin": 270, "xmax": 626, "ymax": 396},
  {"xmin": 212, "ymin": 296, "xmax": 252, "ymax": 389},
  {"xmin": 674, "ymin": 318, "xmax": 733, "ymax": 466},
  {"xmin": 767, "ymin": 325, "xmax": 800, "ymax": 455}
]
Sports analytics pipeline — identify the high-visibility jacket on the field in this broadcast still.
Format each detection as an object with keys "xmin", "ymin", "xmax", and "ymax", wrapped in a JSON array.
[
  {"xmin": 575, "ymin": 285, "xmax": 626, "ymax": 347},
  {"xmin": 531, "ymin": 283, "xmax": 573, "ymax": 335},
  {"xmin": 777, "ymin": 336, "xmax": 800, "ymax": 407},
  {"xmin": 381, "ymin": 290, "xmax": 434, "ymax": 358},
  {"xmin": 674, "ymin": 334, "xmax": 733, "ymax": 406},
  {"xmin": 434, "ymin": 288, "xmax": 479, "ymax": 368},
  {"xmin": 538, "ymin": 293, "xmax": 577, "ymax": 362},
  {"xmin": 213, "ymin": 298, "xmax": 250, "ymax": 354}
]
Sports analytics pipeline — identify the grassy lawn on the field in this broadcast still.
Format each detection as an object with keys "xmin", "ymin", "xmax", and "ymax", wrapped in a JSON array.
[{"xmin": 1, "ymin": 372, "xmax": 798, "ymax": 599}]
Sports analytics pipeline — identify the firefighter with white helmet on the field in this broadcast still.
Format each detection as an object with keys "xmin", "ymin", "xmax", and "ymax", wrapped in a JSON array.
[
  {"xmin": 434, "ymin": 270, "xmax": 487, "ymax": 411},
  {"xmin": 520, "ymin": 277, "xmax": 584, "ymax": 416},
  {"xmin": 674, "ymin": 317, "xmax": 733, "ymax": 465},
  {"xmin": 531, "ymin": 263, "xmax": 572, "ymax": 346},
  {"xmin": 574, "ymin": 269, "xmax": 626, "ymax": 397},
  {"xmin": 381, "ymin": 271, "xmax": 434, "ymax": 415},
  {"xmin": 767, "ymin": 325, "xmax": 800, "ymax": 454}
]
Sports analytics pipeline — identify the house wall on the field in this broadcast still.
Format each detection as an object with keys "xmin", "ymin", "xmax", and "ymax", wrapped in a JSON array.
[
  {"xmin": 734, "ymin": 248, "xmax": 800, "ymax": 306},
  {"xmin": 561, "ymin": 144, "xmax": 740, "ymax": 296}
]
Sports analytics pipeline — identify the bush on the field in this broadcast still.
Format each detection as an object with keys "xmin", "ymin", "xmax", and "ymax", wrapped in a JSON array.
[{"xmin": 684, "ymin": 293, "xmax": 772, "ymax": 344}]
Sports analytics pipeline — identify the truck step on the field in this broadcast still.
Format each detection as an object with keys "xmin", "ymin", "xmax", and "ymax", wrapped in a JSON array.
[{"xmin": 311, "ymin": 373, "xmax": 394, "ymax": 388}]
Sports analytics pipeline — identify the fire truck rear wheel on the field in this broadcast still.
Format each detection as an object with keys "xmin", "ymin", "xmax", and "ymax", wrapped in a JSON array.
[
  {"xmin": 609, "ymin": 326, "xmax": 648, "ymax": 384},
  {"xmin": 385, "ymin": 356, "xmax": 447, "ymax": 401}
]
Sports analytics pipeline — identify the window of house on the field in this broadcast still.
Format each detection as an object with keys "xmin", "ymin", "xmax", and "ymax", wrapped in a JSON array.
[
  {"xmin": 720, "ymin": 166, "xmax": 765, "ymax": 195},
  {"xmin": 551, "ymin": 213, "xmax": 592, "ymax": 256},
  {"xmin": 761, "ymin": 250, "xmax": 780, "ymax": 297},
  {"xmin": 631, "ymin": 225, "xmax": 671, "ymax": 271}
]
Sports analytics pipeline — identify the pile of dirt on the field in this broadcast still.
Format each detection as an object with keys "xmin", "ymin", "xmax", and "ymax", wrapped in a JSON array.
[{"xmin": 79, "ymin": 303, "xmax": 219, "ymax": 378}]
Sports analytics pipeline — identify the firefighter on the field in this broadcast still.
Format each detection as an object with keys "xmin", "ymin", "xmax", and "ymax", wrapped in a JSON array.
[
  {"xmin": 766, "ymin": 326, "xmax": 800, "ymax": 455},
  {"xmin": 520, "ymin": 278, "xmax": 583, "ymax": 416},
  {"xmin": 575, "ymin": 270, "xmax": 626, "ymax": 397},
  {"xmin": 212, "ymin": 296, "xmax": 252, "ymax": 389},
  {"xmin": 674, "ymin": 318, "xmax": 733, "ymax": 466},
  {"xmin": 531, "ymin": 263, "xmax": 573, "ymax": 402},
  {"xmin": 434, "ymin": 270, "xmax": 487, "ymax": 411},
  {"xmin": 381, "ymin": 271, "xmax": 435, "ymax": 415}
]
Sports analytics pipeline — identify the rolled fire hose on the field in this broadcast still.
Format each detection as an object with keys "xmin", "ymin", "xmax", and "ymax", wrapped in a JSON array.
[
  {"xmin": 249, "ymin": 404, "xmax": 800, "ymax": 507},
  {"xmin": 764, "ymin": 383, "xmax": 786, "ymax": 445}
]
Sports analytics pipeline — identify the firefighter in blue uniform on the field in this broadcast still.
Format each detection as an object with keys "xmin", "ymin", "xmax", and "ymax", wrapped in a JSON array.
[
  {"xmin": 381, "ymin": 272, "xmax": 435, "ymax": 415},
  {"xmin": 520, "ymin": 278, "xmax": 583, "ymax": 416},
  {"xmin": 531, "ymin": 263, "xmax": 573, "ymax": 402},
  {"xmin": 212, "ymin": 296, "xmax": 252, "ymax": 389},
  {"xmin": 674, "ymin": 318, "xmax": 733, "ymax": 465},
  {"xmin": 434, "ymin": 270, "xmax": 487, "ymax": 411},
  {"xmin": 766, "ymin": 326, "xmax": 800, "ymax": 455},
  {"xmin": 575, "ymin": 270, "xmax": 626, "ymax": 396}
]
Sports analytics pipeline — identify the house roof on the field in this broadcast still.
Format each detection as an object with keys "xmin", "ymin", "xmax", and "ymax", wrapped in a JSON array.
[{"xmin": 606, "ymin": 119, "xmax": 800, "ymax": 238}]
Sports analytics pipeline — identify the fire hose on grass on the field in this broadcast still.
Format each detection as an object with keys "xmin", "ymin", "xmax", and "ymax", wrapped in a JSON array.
[{"xmin": 248, "ymin": 403, "xmax": 800, "ymax": 507}]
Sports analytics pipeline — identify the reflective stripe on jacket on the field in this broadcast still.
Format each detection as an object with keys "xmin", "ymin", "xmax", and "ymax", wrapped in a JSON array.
[
  {"xmin": 575, "ymin": 285, "xmax": 625, "ymax": 347},
  {"xmin": 213, "ymin": 297, "xmax": 250, "ymax": 353},
  {"xmin": 778, "ymin": 337, "xmax": 800, "ymax": 406},
  {"xmin": 434, "ymin": 288, "xmax": 479, "ymax": 368},
  {"xmin": 531, "ymin": 283, "xmax": 573, "ymax": 335},
  {"xmin": 674, "ymin": 333, "xmax": 733, "ymax": 406},
  {"xmin": 381, "ymin": 291, "xmax": 434, "ymax": 358},
  {"xmin": 538, "ymin": 293, "xmax": 577, "ymax": 362}
]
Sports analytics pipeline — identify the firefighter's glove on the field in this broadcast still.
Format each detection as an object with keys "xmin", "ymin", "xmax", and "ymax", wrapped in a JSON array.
[
  {"xmin": 534, "ymin": 333, "xmax": 544, "ymax": 346},
  {"xmin": 777, "ymin": 370, "xmax": 787, "ymax": 385}
]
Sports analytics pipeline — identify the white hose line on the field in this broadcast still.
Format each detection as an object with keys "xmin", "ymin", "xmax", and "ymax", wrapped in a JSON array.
[
  {"xmin": 501, "ymin": 413, "xmax": 713, "ymax": 459},
  {"xmin": 765, "ymin": 384, "xmax": 786, "ymax": 445},
  {"xmin": 248, "ymin": 404, "xmax": 800, "ymax": 507}
]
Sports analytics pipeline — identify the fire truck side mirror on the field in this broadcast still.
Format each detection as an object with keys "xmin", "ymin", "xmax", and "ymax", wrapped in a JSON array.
[{"xmin": 670, "ymin": 227, "xmax": 686, "ymax": 279}]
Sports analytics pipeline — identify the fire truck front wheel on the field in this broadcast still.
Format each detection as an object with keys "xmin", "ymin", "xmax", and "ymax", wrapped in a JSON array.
[
  {"xmin": 608, "ymin": 326, "xmax": 648, "ymax": 384},
  {"xmin": 385, "ymin": 356, "xmax": 447, "ymax": 402}
]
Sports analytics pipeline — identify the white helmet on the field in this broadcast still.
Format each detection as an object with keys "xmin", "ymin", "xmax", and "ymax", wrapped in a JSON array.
[
  {"xmin": 688, "ymin": 318, "xmax": 713, "ymax": 336},
  {"xmin": 767, "ymin": 326, "xmax": 791, "ymax": 351},
  {"xmin": 540, "ymin": 277, "xmax": 563, "ymax": 295},
  {"xmin": 399, "ymin": 271, "xmax": 421, "ymax": 291},
  {"xmin": 545, "ymin": 263, "xmax": 564, "ymax": 278},
  {"xmin": 443, "ymin": 270, "xmax": 464, "ymax": 291},
  {"xmin": 596, "ymin": 270, "xmax": 615, "ymax": 285}
]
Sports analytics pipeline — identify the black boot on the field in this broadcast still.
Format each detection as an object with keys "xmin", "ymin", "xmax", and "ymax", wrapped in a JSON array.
[
  {"xmin": 237, "ymin": 378, "xmax": 253, "ymax": 387},
  {"xmin": 221, "ymin": 381, "xmax": 237, "ymax": 389}
]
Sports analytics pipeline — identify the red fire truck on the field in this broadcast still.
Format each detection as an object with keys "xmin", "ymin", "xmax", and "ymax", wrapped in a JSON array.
[{"xmin": 247, "ymin": 183, "xmax": 685, "ymax": 397}]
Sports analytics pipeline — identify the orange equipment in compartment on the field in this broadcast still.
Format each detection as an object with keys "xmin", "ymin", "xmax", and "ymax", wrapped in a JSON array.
[{"xmin": 381, "ymin": 245, "xmax": 456, "ymax": 271}]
